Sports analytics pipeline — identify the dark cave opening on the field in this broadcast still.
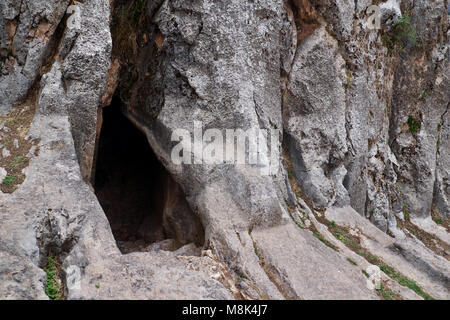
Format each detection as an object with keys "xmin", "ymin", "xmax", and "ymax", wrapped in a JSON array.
[{"xmin": 93, "ymin": 96, "xmax": 204, "ymax": 254}]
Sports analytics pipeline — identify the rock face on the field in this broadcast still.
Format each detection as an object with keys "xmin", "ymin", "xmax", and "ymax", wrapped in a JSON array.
[
  {"xmin": 0, "ymin": 0, "xmax": 449, "ymax": 300},
  {"xmin": 0, "ymin": 0, "xmax": 70, "ymax": 116}
]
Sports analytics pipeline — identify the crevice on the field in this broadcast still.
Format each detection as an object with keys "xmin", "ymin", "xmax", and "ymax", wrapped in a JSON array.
[
  {"xmin": 111, "ymin": 0, "xmax": 166, "ymax": 119},
  {"xmin": 287, "ymin": 0, "xmax": 320, "ymax": 45},
  {"xmin": 250, "ymin": 236, "xmax": 299, "ymax": 300},
  {"xmin": 282, "ymin": 0, "xmax": 320, "ymax": 92}
]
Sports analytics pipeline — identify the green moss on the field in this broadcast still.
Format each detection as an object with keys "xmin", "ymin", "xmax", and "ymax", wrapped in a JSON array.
[
  {"xmin": 407, "ymin": 117, "xmax": 420, "ymax": 134},
  {"xmin": 346, "ymin": 258, "xmax": 357, "ymax": 266}
]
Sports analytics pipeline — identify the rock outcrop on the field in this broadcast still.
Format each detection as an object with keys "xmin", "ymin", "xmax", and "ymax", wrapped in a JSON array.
[{"xmin": 0, "ymin": 0, "xmax": 448, "ymax": 300}]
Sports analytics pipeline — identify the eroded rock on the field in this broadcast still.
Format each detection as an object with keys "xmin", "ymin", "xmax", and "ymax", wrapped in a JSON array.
[{"xmin": 0, "ymin": 0, "xmax": 448, "ymax": 300}]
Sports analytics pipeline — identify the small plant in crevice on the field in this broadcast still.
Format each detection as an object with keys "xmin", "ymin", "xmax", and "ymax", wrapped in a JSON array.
[
  {"xmin": 312, "ymin": 230, "xmax": 337, "ymax": 251},
  {"xmin": 433, "ymin": 216, "xmax": 443, "ymax": 225},
  {"xmin": 419, "ymin": 89, "xmax": 432, "ymax": 100},
  {"xmin": 381, "ymin": 15, "xmax": 417, "ymax": 53},
  {"xmin": 330, "ymin": 225, "xmax": 361, "ymax": 249},
  {"xmin": 378, "ymin": 263, "xmax": 434, "ymax": 300},
  {"xmin": 253, "ymin": 244, "xmax": 259, "ymax": 257},
  {"xmin": 44, "ymin": 256, "xmax": 64, "ymax": 300},
  {"xmin": 287, "ymin": 170, "xmax": 294, "ymax": 180},
  {"xmin": 0, "ymin": 95, "xmax": 40, "ymax": 193},
  {"xmin": 396, "ymin": 211, "xmax": 450, "ymax": 260},
  {"xmin": 377, "ymin": 283, "xmax": 399, "ymax": 300},
  {"xmin": 346, "ymin": 257, "xmax": 357, "ymax": 266},
  {"xmin": 407, "ymin": 117, "xmax": 420, "ymax": 134},
  {"xmin": 237, "ymin": 274, "xmax": 248, "ymax": 282},
  {"xmin": 344, "ymin": 69, "xmax": 352, "ymax": 89},
  {"xmin": 2, "ymin": 175, "xmax": 16, "ymax": 185},
  {"xmin": 431, "ymin": 209, "xmax": 450, "ymax": 232},
  {"xmin": 10, "ymin": 155, "xmax": 27, "ymax": 169}
]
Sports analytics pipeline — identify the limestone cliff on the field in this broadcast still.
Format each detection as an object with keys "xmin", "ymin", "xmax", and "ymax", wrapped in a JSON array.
[{"xmin": 0, "ymin": 0, "xmax": 449, "ymax": 300}]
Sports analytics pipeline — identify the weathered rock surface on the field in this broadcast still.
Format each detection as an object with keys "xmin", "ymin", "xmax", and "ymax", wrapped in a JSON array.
[
  {"xmin": 283, "ymin": 0, "xmax": 450, "ymax": 233},
  {"xmin": 325, "ymin": 206, "xmax": 450, "ymax": 299},
  {"xmin": 0, "ymin": 0, "xmax": 449, "ymax": 300},
  {"xmin": 0, "ymin": 0, "xmax": 70, "ymax": 116}
]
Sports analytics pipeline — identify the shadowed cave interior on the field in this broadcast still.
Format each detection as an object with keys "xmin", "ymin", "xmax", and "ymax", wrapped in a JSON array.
[{"xmin": 93, "ymin": 96, "xmax": 204, "ymax": 254}]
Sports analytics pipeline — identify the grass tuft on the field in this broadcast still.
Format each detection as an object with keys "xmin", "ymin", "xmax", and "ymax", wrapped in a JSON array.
[
  {"xmin": 312, "ymin": 231, "xmax": 337, "ymax": 250},
  {"xmin": 382, "ymin": 14, "xmax": 417, "ymax": 53},
  {"xmin": 2, "ymin": 175, "xmax": 16, "ymax": 185},
  {"xmin": 44, "ymin": 256, "xmax": 64, "ymax": 300},
  {"xmin": 377, "ymin": 283, "xmax": 399, "ymax": 300},
  {"xmin": 378, "ymin": 263, "xmax": 434, "ymax": 300}
]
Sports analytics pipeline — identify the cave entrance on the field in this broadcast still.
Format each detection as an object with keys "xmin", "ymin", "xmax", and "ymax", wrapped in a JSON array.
[{"xmin": 93, "ymin": 96, "xmax": 204, "ymax": 254}]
